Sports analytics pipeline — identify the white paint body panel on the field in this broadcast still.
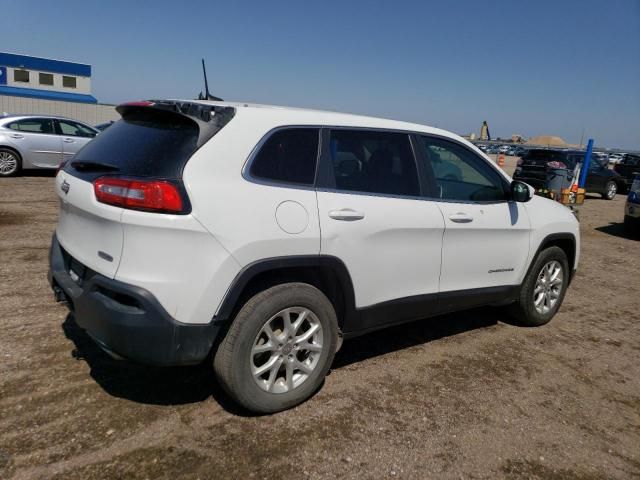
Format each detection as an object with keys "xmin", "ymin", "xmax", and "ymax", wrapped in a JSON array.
[
  {"xmin": 317, "ymin": 191, "xmax": 444, "ymax": 307},
  {"xmin": 523, "ymin": 195, "xmax": 581, "ymax": 272},
  {"xmin": 52, "ymin": 101, "xmax": 580, "ymax": 326},
  {"xmin": 436, "ymin": 201, "xmax": 531, "ymax": 291},
  {"xmin": 55, "ymin": 171, "xmax": 124, "ymax": 279}
]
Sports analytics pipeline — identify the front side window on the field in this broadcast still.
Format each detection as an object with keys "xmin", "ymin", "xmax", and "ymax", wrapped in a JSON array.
[
  {"xmin": 7, "ymin": 118, "xmax": 54, "ymax": 134},
  {"xmin": 249, "ymin": 128, "xmax": 319, "ymax": 185},
  {"xmin": 420, "ymin": 136, "xmax": 507, "ymax": 202},
  {"xmin": 57, "ymin": 120, "xmax": 96, "ymax": 138},
  {"xmin": 328, "ymin": 130, "xmax": 419, "ymax": 196},
  {"xmin": 39, "ymin": 72, "xmax": 54, "ymax": 86},
  {"xmin": 14, "ymin": 70, "xmax": 29, "ymax": 82},
  {"xmin": 62, "ymin": 75, "xmax": 77, "ymax": 88}
]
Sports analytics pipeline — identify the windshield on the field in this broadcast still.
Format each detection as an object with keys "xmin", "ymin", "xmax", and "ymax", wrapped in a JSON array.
[{"xmin": 65, "ymin": 107, "xmax": 233, "ymax": 180}]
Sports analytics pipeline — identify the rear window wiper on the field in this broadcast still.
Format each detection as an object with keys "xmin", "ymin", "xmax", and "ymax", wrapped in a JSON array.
[{"xmin": 71, "ymin": 161, "xmax": 120, "ymax": 172}]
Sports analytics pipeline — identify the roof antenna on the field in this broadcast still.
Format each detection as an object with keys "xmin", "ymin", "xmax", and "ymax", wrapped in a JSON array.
[{"xmin": 199, "ymin": 58, "xmax": 223, "ymax": 101}]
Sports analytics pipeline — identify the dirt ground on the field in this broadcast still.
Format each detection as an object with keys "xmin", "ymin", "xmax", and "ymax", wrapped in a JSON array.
[{"xmin": 0, "ymin": 171, "xmax": 638, "ymax": 480}]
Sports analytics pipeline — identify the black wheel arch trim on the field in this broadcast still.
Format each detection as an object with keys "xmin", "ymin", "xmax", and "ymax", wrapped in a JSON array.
[
  {"xmin": 214, "ymin": 255, "xmax": 528, "ymax": 337},
  {"xmin": 528, "ymin": 232, "xmax": 577, "ymax": 284},
  {"xmin": 213, "ymin": 255, "xmax": 358, "ymax": 327}
]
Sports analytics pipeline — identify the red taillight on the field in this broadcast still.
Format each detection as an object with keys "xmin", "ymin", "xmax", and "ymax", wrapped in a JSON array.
[{"xmin": 93, "ymin": 177, "xmax": 183, "ymax": 213}]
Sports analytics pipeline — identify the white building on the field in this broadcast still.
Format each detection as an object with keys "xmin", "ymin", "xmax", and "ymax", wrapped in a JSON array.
[{"xmin": 0, "ymin": 52, "xmax": 119, "ymax": 125}]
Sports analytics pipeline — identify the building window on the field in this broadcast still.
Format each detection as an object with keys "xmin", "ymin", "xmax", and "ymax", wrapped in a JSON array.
[
  {"xmin": 39, "ymin": 72, "xmax": 54, "ymax": 86},
  {"xmin": 14, "ymin": 70, "xmax": 29, "ymax": 82},
  {"xmin": 62, "ymin": 75, "xmax": 77, "ymax": 88}
]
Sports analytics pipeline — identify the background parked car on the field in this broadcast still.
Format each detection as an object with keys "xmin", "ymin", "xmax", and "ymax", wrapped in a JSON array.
[
  {"xmin": 608, "ymin": 153, "xmax": 625, "ymax": 165},
  {"xmin": 624, "ymin": 175, "xmax": 640, "ymax": 237},
  {"xmin": 94, "ymin": 120, "xmax": 115, "ymax": 131},
  {"xmin": 614, "ymin": 154, "xmax": 640, "ymax": 193},
  {"xmin": 0, "ymin": 115, "xmax": 98, "ymax": 176},
  {"xmin": 513, "ymin": 148, "xmax": 623, "ymax": 200}
]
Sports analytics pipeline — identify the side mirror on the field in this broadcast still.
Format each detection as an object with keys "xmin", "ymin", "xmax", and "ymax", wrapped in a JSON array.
[{"xmin": 511, "ymin": 181, "xmax": 532, "ymax": 202}]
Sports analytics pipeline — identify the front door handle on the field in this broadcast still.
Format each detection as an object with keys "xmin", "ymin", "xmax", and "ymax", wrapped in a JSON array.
[
  {"xmin": 10, "ymin": 133, "xmax": 23, "ymax": 139},
  {"xmin": 448, "ymin": 212, "xmax": 473, "ymax": 223},
  {"xmin": 63, "ymin": 138, "xmax": 75, "ymax": 143},
  {"xmin": 328, "ymin": 209, "xmax": 365, "ymax": 221}
]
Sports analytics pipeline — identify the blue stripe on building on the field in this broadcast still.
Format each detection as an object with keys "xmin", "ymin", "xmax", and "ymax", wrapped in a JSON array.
[
  {"xmin": 0, "ymin": 85, "xmax": 97, "ymax": 104},
  {"xmin": 0, "ymin": 52, "xmax": 91, "ymax": 77}
]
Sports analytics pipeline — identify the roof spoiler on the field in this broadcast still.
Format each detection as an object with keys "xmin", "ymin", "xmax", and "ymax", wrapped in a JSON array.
[{"xmin": 116, "ymin": 100, "xmax": 235, "ymax": 148}]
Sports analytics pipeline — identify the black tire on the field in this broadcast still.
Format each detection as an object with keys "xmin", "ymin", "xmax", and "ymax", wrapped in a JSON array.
[
  {"xmin": 507, "ymin": 246, "xmax": 569, "ymax": 327},
  {"xmin": 602, "ymin": 180, "xmax": 617, "ymax": 200},
  {"xmin": 0, "ymin": 148, "xmax": 22, "ymax": 177},
  {"xmin": 213, "ymin": 283, "xmax": 339, "ymax": 414},
  {"xmin": 624, "ymin": 215, "xmax": 640, "ymax": 238}
]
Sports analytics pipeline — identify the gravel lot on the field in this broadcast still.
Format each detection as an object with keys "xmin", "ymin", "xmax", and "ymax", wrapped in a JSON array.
[{"xmin": 1, "ymin": 172, "xmax": 638, "ymax": 479}]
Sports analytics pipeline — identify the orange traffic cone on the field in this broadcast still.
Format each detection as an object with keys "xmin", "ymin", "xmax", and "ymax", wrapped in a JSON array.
[{"xmin": 497, "ymin": 154, "xmax": 505, "ymax": 168}]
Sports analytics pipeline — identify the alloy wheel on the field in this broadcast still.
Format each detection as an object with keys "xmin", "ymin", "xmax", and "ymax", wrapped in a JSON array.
[
  {"xmin": 0, "ymin": 151, "xmax": 18, "ymax": 175},
  {"xmin": 533, "ymin": 260, "xmax": 564, "ymax": 315},
  {"xmin": 251, "ymin": 307, "xmax": 323, "ymax": 394}
]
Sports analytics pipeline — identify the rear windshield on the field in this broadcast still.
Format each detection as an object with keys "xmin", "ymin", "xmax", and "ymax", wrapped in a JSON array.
[
  {"xmin": 522, "ymin": 150, "xmax": 586, "ymax": 169},
  {"xmin": 522, "ymin": 150, "xmax": 567, "ymax": 163},
  {"xmin": 68, "ymin": 112, "xmax": 199, "ymax": 179}
]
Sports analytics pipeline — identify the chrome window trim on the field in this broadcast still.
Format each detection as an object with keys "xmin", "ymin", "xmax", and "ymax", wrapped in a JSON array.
[
  {"xmin": 241, "ymin": 124, "xmax": 513, "ymax": 205},
  {"xmin": 241, "ymin": 125, "xmax": 322, "ymax": 192},
  {"xmin": 5, "ymin": 118, "xmax": 56, "ymax": 136}
]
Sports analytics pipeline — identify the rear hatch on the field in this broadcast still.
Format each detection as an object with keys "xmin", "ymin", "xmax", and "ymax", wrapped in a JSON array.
[
  {"xmin": 55, "ymin": 100, "xmax": 235, "ymax": 278},
  {"xmin": 515, "ymin": 149, "xmax": 579, "ymax": 188}
]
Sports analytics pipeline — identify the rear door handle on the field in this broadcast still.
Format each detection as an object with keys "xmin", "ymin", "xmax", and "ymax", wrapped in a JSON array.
[
  {"xmin": 328, "ymin": 209, "xmax": 365, "ymax": 221},
  {"xmin": 10, "ymin": 133, "xmax": 23, "ymax": 139},
  {"xmin": 448, "ymin": 212, "xmax": 473, "ymax": 223},
  {"xmin": 63, "ymin": 138, "xmax": 75, "ymax": 143}
]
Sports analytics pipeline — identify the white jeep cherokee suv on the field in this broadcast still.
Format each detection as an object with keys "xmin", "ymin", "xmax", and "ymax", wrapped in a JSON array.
[{"xmin": 49, "ymin": 100, "xmax": 580, "ymax": 413}]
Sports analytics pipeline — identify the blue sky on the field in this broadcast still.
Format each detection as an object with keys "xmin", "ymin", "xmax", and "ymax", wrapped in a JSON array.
[{"xmin": 3, "ymin": 0, "xmax": 640, "ymax": 149}]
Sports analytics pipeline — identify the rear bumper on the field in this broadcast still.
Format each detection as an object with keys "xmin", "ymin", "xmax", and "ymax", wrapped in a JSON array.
[{"xmin": 48, "ymin": 234, "xmax": 220, "ymax": 366}]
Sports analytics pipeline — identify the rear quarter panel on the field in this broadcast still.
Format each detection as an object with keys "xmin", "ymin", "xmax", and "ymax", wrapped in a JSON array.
[{"xmin": 182, "ymin": 110, "xmax": 322, "ymax": 318}]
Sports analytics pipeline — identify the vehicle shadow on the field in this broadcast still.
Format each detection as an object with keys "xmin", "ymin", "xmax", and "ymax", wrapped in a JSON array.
[
  {"xmin": 61, "ymin": 313, "xmax": 247, "ymax": 415},
  {"xmin": 17, "ymin": 170, "xmax": 57, "ymax": 178},
  {"xmin": 333, "ymin": 307, "xmax": 500, "ymax": 369},
  {"xmin": 62, "ymin": 307, "xmax": 504, "ymax": 413},
  {"xmin": 595, "ymin": 222, "xmax": 639, "ymax": 241}
]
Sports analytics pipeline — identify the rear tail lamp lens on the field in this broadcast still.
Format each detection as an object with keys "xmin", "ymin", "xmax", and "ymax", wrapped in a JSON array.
[{"xmin": 94, "ymin": 177, "xmax": 183, "ymax": 213}]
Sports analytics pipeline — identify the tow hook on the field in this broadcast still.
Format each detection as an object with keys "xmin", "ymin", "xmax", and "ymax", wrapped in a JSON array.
[{"xmin": 53, "ymin": 286, "xmax": 68, "ymax": 304}]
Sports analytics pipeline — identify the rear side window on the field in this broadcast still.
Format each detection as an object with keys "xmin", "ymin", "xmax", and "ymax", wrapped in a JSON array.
[
  {"xmin": 328, "ymin": 129, "xmax": 419, "ymax": 196},
  {"xmin": 69, "ymin": 112, "xmax": 200, "ymax": 179},
  {"xmin": 249, "ymin": 128, "xmax": 319, "ymax": 185},
  {"xmin": 57, "ymin": 120, "xmax": 96, "ymax": 138},
  {"xmin": 7, "ymin": 118, "xmax": 54, "ymax": 134}
]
